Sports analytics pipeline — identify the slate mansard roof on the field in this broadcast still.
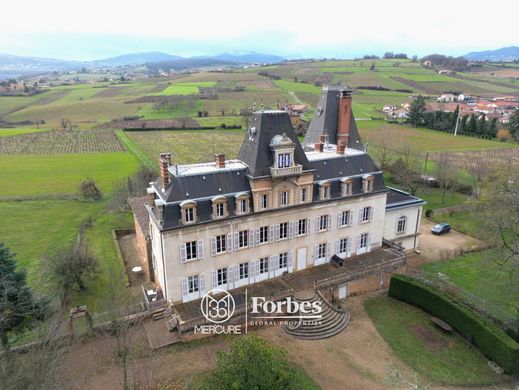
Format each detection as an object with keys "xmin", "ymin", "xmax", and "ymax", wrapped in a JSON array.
[
  {"xmin": 148, "ymin": 92, "xmax": 413, "ymax": 231},
  {"xmin": 303, "ymin": 85, "xmax": 362, "ymax": 149}
]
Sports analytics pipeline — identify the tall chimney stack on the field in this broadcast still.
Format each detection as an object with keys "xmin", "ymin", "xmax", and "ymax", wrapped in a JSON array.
[
  {"xmin": 215, "ymin": 153, "xmax": 225, "ymax": 168},
  {"xmin": 159, "ymin": 153, "xmax": 170, "ymax": 190},
  {"xmin": 337, "ymin": 89, "xmax": 352, "ymax": 148}
]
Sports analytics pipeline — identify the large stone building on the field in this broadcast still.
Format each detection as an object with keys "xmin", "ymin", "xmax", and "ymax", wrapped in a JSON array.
[{"xmin": 139, "ymin": 86, "xmax": 424, "ymax": 304}]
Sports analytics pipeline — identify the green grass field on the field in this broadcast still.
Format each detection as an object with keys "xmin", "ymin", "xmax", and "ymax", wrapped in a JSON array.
[
  {"xmin": 150, "ymin": 82, "xmax": 216, "ymax": 96},
  {"xmin": 421, "ymin": 251, "xmax": 519, "ymax": 323},
  {"xmin": 0, "ymin": 152, "xmax": 140, "ymax": 197},
  {"xmin": 364, "ymin": 297, "xmax": 502, "ymax": 386},
  {"xmin": 0, "ymin": 127, "xmax": 50, "ymax": 137}
]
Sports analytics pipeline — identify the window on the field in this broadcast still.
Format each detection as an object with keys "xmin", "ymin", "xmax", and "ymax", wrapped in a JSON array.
[
  {"xmin": 259, "ymin": 226, "xmax": 269, "ymax": 244},
  {"xmin": 239, "ymin": 262, "xmax": 249, "ymax": 279},
  {"xmin": 184, "ymin": 207, "xmax": 194, "ymax": 223},
  {"xmin": 301, "ymin": 187, "xmax": 307, "ymax": 202},
  {"xmin": 339, "ymin": 210, "xmax": 351, "ymax": 227},
  {"xmin": 318, "ymin": 243, "xmax": 326, "ymax": 259},
  {"xmin": 297, "ymin": 219, "xmax": 307, "ymax": 235},
  {"xmin": 321, "ymin": 184, "xmax": 331, "ymax": 200},
  {"xmin": 279, "ymin": 222, "xmax": 288, "ymax": 240},
  {"xmin": 261, "ymin": 194, "xmax": 268, "ymax": 209},
  {"xmin": 363, "ymin": 175, "xmax": 375, "ymax": 193},
  {"xmin": 397, "ymin": 216, "xmax": 407, "ymax": 234},
  {"xmin": 240, "ymin": 199, "xmax": 247, "ymax": 213},
  {"xmin": 279, "ymin": 252, "xmax": 288, "ymax": 269},
  {"xmin": 339, "ymin": 238, "xmax": 348, "ymax": 254},
  {"xmin": 259, "ymin": 257, "xmax": 269, "ymax": 274},
  {"xmin": 318, "ymin": 214, "xmax": 329, "ymax": 232},
  {"xmin": 281, "ymin": 191, "xmax": 288, "ymax": 207},
  {"xmin": 216, "ymin": 203, "xmax": 225, "ymax": 217},
  {"xmin": 277, "ymin": 152, "xmax": 291, "ymax": 168},
  {"xmin": 360, "ymin": 207, "xmax": 372, "ymax": 223},
  {"xmin": 238, "ymin": 230, "xmax": 248, "ymax": 248},
  {"xmin": 342, "ymin": 179, "xmax": 353, "ymax": 196},
  {"xmin": 359, "ymin": 233, "xmax": 369, "ymax": 249},
  {"xmin": 217, "ymin": 268, "xmax": 227, "ymax": 286},
  {"xmin": 188, "ymin": 275, "xmax": 199, "ymax": 294},
  {"xmin": 216, "ymin": 234, "xmax": 226, "ymax": 253},
  {"xmin": 186, "ymin": 241, "xmax": 197, "ymax": 260}
]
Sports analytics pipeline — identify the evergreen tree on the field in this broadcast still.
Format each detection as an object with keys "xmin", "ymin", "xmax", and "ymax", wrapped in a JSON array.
[
  {"xmin": 468, "ymin": 114, "xmax": 478, "ymax": 133},
  {"xmin": 488, "ymin": 117, "xmax": 498, "ymax": 136},
  {"xmin": 478, "ymin": 114, "xmax": 487, "ymax": 134},
  {"xmin": 407, "ymin": 95, "xmax": 426, "ymax": 126},
  {"xmin": 0, "ymin": 243, "xmax": 47, "ymax": 350},
  {"xmin": 508, "ymin": 110, "xmax": 519, "ymax": 140},
  {"xmin": 460, "ymin": 115, "xmax": 468, "ymax": 131}
]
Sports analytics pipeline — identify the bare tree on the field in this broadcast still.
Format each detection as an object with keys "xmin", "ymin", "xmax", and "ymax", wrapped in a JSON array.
[
  {"xmin": 466, "ymin": 160, "xmax": 491, "ymax": 199},
  {"xmin": 391, "ymin": 144, "xmax": 422, "ymax": 195},
  {"xmin": 179, "ymin": 96, "xmax": 197, "ymax": 129},
  {"xmin": 435, "ymin": 153, "xmax": 459, "ymax": 203},
  {"xmin": 373, "ymin": 126, "xmax": 395, "ymax": 170}
]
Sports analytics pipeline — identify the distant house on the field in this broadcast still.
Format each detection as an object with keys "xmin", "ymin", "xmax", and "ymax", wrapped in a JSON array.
[
  {"xmin": 382, "ymin": 105, "xmax": 397, "ymax": 113},
  {"xmin": 423, "ymin": 60, "xmax": 432, "ymax": 68},
  {"xmin": 437, "ymin": 94, "xmax": 455, "ymax": 103},
  {"xmin": 438, "ymin": 69, "xmax": 455, "ymax": 75},
  {"xmin": 457, "ymin": 94, "xmax": 466, "ymax": 102}
]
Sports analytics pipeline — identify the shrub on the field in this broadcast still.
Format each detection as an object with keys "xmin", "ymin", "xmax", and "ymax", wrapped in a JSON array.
[
  {"xmin": 425, "ymin": 209, "xmax": 433, "ymax": 218},
  {"xmin": 78, "ymin": 177, "xmax": 102, "ymax": 201},
  {"xmin": 388, "ymin": 274, "xmax": 519, "ymax": 374},
  {"xmin": 496, "ymin": 128, "xmax": 511, "ymax": 142}
]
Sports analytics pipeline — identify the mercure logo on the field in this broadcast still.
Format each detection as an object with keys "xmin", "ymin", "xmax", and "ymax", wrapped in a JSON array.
[{"xmin": 200, "ymin": 288, "xmax": 235, "ymax": 324}]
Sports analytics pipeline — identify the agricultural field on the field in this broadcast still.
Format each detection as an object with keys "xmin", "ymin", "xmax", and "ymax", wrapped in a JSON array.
[
  {"xmin": 124, "ymin": 129, "xmax": 246, "ymax": 166},
  {"xmin": 0, "ymin": 126, "xmax": 50, "ymax": 137}
]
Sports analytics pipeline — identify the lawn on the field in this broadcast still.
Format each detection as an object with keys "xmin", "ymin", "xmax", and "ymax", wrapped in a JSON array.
[
  {"xmin": 364, "ymin": 296, "xmax": 502, "ymax": 386},
  {"xmin": 421, "ymin": 251, "xmax": 519, "ymax": 323},
  {"xmin": 0, "ymin": 152, "xmax": 140, "ymax": 197},
  {"xmin": 274, "ymin": 80, "xmax": 321, "ymax": 94}
]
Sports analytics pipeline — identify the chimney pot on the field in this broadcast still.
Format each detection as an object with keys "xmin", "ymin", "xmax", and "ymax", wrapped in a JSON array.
[
  {"xmin": 314, "ymin": 141, "xmax": 324, "ymax": 153},
  {"xmin": 215, "ymin": 153, "xmax": 225, "ymax": 168},
  {"xmin": 337, "ymin": 142, "xmax": 346, "ymax": 155}
]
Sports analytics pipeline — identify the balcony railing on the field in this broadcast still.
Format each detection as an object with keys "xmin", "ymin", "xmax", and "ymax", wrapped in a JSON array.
[{"xmin": 270, "ymin": 164, "xmax": 303, "ymax": 177}]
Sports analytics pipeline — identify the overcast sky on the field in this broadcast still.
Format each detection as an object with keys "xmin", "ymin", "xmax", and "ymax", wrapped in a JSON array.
[{"xmin": 1, "ymin": 0, "xmax": 517, "ymax": 60}]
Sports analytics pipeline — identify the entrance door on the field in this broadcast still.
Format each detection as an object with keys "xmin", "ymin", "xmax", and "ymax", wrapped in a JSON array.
[
  {"xmin": 339, "ymin": 284, "xmax": 348, "ymax": 299},
  {"xmin": 297, "ymin": 248, "xmax": 307, "ymax": 270}
]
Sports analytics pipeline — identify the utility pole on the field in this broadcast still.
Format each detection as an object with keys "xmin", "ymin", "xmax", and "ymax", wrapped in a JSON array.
[
  {"xmin": 424, "ymin": 151, "xmax": 430, "ymax": 176},
  {"xmin": 454, "ymin": 106, "xmax": 461, "ymax": 136}
]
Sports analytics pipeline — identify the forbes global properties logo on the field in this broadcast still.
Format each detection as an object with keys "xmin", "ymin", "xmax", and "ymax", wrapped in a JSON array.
[{"xmin": 200, "ymin": 288, "xmax": 235, "ymax": 324}]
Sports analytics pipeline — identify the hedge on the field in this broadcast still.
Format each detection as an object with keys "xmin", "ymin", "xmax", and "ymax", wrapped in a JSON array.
[{"xmin": 388, "ymin": 274, "xmax": 519, "ymax": 374}]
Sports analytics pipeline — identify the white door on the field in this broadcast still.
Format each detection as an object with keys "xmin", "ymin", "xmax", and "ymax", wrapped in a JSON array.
[
  {"xmin": 339, "ymin": 285, "xmax": 348, "ymax": 300},
  {"xmin": 297, "ymin": 248, "xmax": 307, "ymax": 270}
]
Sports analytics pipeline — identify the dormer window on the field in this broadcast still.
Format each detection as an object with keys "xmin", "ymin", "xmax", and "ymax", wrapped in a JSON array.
[
  {"xmin": 269, "ymin": 133, "xmax": 302, "ymax": 177},
  {"xmin": 320, "ymin": 182, "xmax": 331, "ymax": 200},
  {"xmin": 212, "ymin": 196, "xmax": 228, "ymax": 219},
  {"xmin": 180, "ymin": 200, "xmax": 197, "ymax": 225},
  {"xmin": 362, "ymin": 175, "xmax": 375, "ymax": 193},
  {"xmin": 341, "ymin": 178, "xmax": 353, "ymax": 196},
  {"xmin": 235, "ymin": 192, "xmax": 250, "ymax": 215},
  {"xmin": 277, "ymin": 152, "xmax": 291, "ymax": 168}
]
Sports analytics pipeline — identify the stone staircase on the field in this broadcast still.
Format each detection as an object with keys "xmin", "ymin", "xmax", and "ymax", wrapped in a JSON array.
[{"xmin": 284, "ymin": 290, "xmax": 350, "ymax": 340}]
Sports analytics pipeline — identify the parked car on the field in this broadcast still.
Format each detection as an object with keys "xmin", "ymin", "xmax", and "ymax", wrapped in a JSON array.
[{"xmin": 431, "ymin": 223, "xmax": 451, "ymax": 235}]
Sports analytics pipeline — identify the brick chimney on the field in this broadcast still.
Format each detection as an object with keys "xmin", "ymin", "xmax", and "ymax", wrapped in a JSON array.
[
  {"xmin": 337, "ymin": 141, "xmax": 346, "ymax": 155},
  {"xmin": 314, "ymin": 141, "xmax": 324, "ymax": 152},
  {"xmin": 337, "ymin": 89, "xmax": 352, "ymax": 148},
  {"xmin": 319, "ymin": 134, "xmax": 329, "ymax": 145},
  {"xmin": 159, "ymin": 153, "xmax": 170, "ymax": 190},
  {"xmin": 215, "ymin": 153, "xmax": 225, "ymax": 168}
]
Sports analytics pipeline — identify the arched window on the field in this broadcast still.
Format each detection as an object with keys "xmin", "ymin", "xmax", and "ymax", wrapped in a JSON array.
[
  {"xmin": 180, "ymin": 200, "xmax": 197, "ymax": 225},
  {"xmin": 397, "ymin": 216, "xmax": 407, "ymax": 235}
]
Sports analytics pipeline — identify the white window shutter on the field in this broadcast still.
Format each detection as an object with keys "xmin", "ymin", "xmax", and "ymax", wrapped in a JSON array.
[
  {"xmin": 211, "ymin": 237, "xmax": 217, "ymax": 256},
  {"xmin": 367, "ymin": 233, "xmax": 372, "ymax": 251},
  {"xmin": 359, "ymin": 209, "xmax": 363, "ymax": 222},
  {"xmin": 349, "ymin": 210, "xmax": 354, "ymax": 226},
  {"xmin": 327, "ymin": 213, "xmax": 332, "ymax": 231},
  {"xmin": 269, "ymin": 256, "xmax": 277, "ymax": 274},
  {"xmin": 313, "ymin": 245, "xmax": 318, "ymax": 261},
  {"xmin": 307, "ymin": 218, "xmax": 311, "ymax": 235},
  {"xmin": 234, "ymin": 232, "xmax": 239, "ymax": 249},
  {"xmin": 347, "ymin": 238, "xmax": 352, "ymax": 256},
  {"xmin": 197, "ymin": 240, "xmax": 204, "ymax": 259},
  {"xmin": 255, "ymin": 228, "xmax": 260, "ymax": 246},
  {"xmin": 180, "ymin": 243, "xmax": 187, "ymax": 263},
  {"xmin": 357, "ymin": 235, "xmax": 361, "ymax": 249},
  {"xmin": 288, "ymin": 251, "xmax": 293, "ymax": 272},
  {"xmin": 181, "ymin": 277, "xmax": 188, "ymax": 297},
  {"xmin": 250, "ymin": 260, "xmax": 258, "ymax": 277},
  {"xmin": 249, "ymin": 230, "xmax": 255, "ymax": 247},
  {"xmin": 315, "ymin": 217, "xmax": 320, "ymax": 233},
  {"xmin": 229, "ymin": 265, "xmax": 237, "ymax": 283},
  {"xmin": 369, "ymin": 207, "xmax": 374, "ymax": 222},
  {"xmin": 337, "ymin": 213, "xmax": 342, "ymax": 228},
  {"xmin": 336, "ymin": 240, "xmax": 341, "ymax": 254},
  {"xmin": 199, "ymin": 274, "xmax": 206, "ymax": 294},
  {"xmin": 269, "ymin": 225, "xmax": 275, "ymax": 243},
  {"xmin": 212, "ymin": 270, "xmax": 218, "ymax": 288},
  {"xmin": 326, "ymin": 243, "xmax": 331, "ymax": 260},
  {"xmin": 227, "ymin": 233, "xmax": 233, "ymax": 252},
  {"xmin": 275, "ymin": 224, "xmax": 280, "ymax": 241},
  {"xmin": 288, "ymin": 222, "xmax": 294, "ymax": 238}
]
